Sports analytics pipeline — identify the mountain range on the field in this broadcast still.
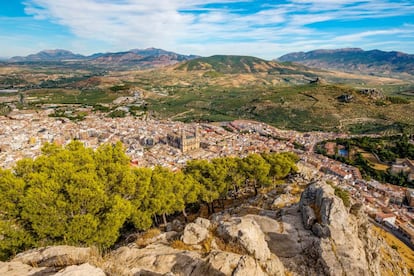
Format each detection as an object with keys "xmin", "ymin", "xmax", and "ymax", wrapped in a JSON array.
[
  {"xmin": 5, "ymin": 48, "xmax": 414, "ymax": 78},
  {"xmin": 8, "ymin": 48, "xmax": 199, "ymax": 69},
  {"xmin": 278, "ymin": 48, "xmax": 414, "ymax": 78}
]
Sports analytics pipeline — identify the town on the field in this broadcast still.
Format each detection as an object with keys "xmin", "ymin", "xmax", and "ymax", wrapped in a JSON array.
[{"xmin": 1, "ymin": 108, "xmax": 413, "ymax": 249}]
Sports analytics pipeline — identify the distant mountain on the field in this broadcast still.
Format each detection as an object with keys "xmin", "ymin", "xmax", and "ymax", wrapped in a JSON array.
[
  {"xmin": 277, "ymin": 48, "xmax": 414, "ymax": 77},
  {"xmin": 176, "ymin": 55, "xmax": 320, "ymax": 79},
  {"xmin": 88, "ymin": 48, "xmax": 198, "ymax": 68},
  {"xmin": 9, "ymin": 49, "xmax": 85, "ymax": 62},
  {"xmin": 7, "ymin": 48, "xmax": 199, "ymax": 69}
]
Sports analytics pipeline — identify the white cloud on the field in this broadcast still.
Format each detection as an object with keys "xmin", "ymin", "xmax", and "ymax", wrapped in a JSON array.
[{"xmin": 17, "ymin": 0, "xmax": 414, "ymax": 58}]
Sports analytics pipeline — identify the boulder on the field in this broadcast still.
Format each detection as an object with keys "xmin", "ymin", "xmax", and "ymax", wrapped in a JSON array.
[
  {"xmin": 12, "ymin": 245, "xmax": 95, "ymax": 267},
  {"xmin": 216, "ymin": 217, "xmax": 271, "ymax": 261},
  {"xmin": 54, "ymin": 263, "xmax": 105, "ymax": 276},
  {"xmin": 166, "ymin": 219, "xmax": 184, "ymax": 232},
  {"xmin": 106, "ymin": 244, "xmax": 202, "ymax": 275},
  {"xmin": 194, "ymin": 217, "xmax": 211, "ymax": 229},
  {"xmin": 105, "ymin": 243, "xmax": 283, "ymax": 276},
  {"xmin": 0, "ymin": 261, "xmax": 53, "ymax": 276},
  {"xmin": 182, "ymin": 222, "xmax": 210, "ymax": 245}
]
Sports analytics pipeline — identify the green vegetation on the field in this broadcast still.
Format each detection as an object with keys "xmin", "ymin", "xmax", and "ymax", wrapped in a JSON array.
[
  {"xmin": 1, "ymin": 57, "xmax": 413, "ymax": 133},
  {"xmin": 317, "ymin": 135, "xmax": 414, "ymax": 187},
  {"xmin": 107, "ymin": 109, "xmax": 127, "ymax": 118},
  {"xmin": 145, "ymin": 82, "xmax": 414, "ymax": 132},
  {"xmin": 0, "ymin": 141, "xmax": 298, "ymax": 260}
]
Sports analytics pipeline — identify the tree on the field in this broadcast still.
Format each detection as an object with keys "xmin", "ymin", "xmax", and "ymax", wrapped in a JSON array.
[
  {"xmin": 12, "ymin": 141, "xmax": 134, "ymax": 249},
  {"xmin": 239, "ymin": 154, "xmax": 270, "ymax": 195},
  {"xmin": 129, "ymin": 167, "xmax": 153, "ymax": 230},
  {"xmin": 184, "ymin": 159, "xmax": 221, "ymax": 213}
]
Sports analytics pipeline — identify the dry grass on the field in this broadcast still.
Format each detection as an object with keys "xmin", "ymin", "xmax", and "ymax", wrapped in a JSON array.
[
  {"xmin": 170, "ymin": 240, "xmax": 193, "ymax": 251},
  {"xmin": 373, "ymin": 226, "xmax": 414, "ymax": 272},
  {"xmin": 361, "ymin": 152, "xmax": 390, "ymax": 171},
  {"xmin": 135, "ymin": 228, "xmax": 161, "ymax": 248},
  {"xmin": 213, "ymin": 237, "xmax": 247, "ymax": 256}
]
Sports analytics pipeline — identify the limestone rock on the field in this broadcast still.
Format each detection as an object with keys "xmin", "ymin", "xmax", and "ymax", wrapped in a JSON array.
[
  {"xmin": 311, "ymin": 223, "xmax": 330, "ymax": 238},
  {"xmin": 12, "ymin": 245, "xmax": 94, "ymax": 267},
  {"xmin": 166, "ymin": 219, "xmax": 184, "ymax": 232},
  {"xmin": 105, "ymin": 243, "xmax": 282, "ymax": 276},
  {"xmin": 54, "ymin": 263, "xmax": 105, "ymax": 276},
  {"xmin": 216, "ymin": 216, "xmax": 271, "ymax": 261},
  {"xmin": 193, "ymin": 251, "xmax": 267, "ymax": 276},
  {"xmin": 182, "ymin": 222, "xmax": 210, "ymax": 245},
  {"xmin": 301, "ymin": 205, "xmax": 316, "ymax": 230},
  {"xmin": 0, "ymin": 261, "xmax": 53, "ymax": 275},
  {"xmin": 194, "ymin": 217, "xmax": 211, "ymax": 229}
]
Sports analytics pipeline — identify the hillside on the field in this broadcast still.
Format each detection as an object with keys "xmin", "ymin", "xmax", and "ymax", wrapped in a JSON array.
[
  {"xmin": 176, "ymin": 55, "xmax": 318, "ymax": 77},
  {"xmin": 278, "ymin": 48, "xmax": 414, "ymax": 79}
]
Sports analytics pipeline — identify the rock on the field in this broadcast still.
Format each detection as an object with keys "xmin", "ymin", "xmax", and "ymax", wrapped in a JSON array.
[
  {"xmin": 194, "ymin": 217, "xmax": 211, "ymax": 229},
  {"xmin": 244, "ymin": 214, "xmax": 283, "ymax": 234},
  {"xmin": 192, "ymin": 251, "xmax": 265, "ymax": 276},
  {"xmin": 294, "ymin": 181, "xmax": 374, "ymax": 275},
  {"xmin": 166, "ymin": 219, "xmax": 184, "ymax": 232},
  {"xmin": 301, "ymin": 205, "xmax": 316, "ymax": 230},
  {"xmin": 311, "ymin": 223, "xmax": 330, "ymax": 238},
  {"xmin": 216, "ymin": 217, "xmax": 271, "ymax": 261},
  {"xmin": 105, "ymin": 243, "xmax": 283, "ymax": 276},
  {"xmin": 12, "ymin": 245, "xmax": 95, "ymax": 267},
  {"xmin": 182, "ymin": 222, "xmax": 210, "ymax": 245},
  {"xmin": 106, "ymin": 244, "xmax": 202, "ymax": 275},
  {"xmin": 54, "ymin": 263, "xmax": 105, "ymax": 276},
  {"xmin": 0, "ymin": 261, "xmax": 53, "ymax": 275},
  {"xmin": 271, "ymin": 193, "xmax": 298, "ymax": 209},
  {"xmin": 350, "ymin": 202, "xmax": 363, "ymax": 216}
]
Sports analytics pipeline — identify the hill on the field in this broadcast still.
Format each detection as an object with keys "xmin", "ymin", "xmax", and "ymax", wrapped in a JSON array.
[
  {"xmin": 278, "ymin": 48, "xmax": 414, "ymax": 79},
  {"xmin": 176, "ymin": 55, "xmax": 318, "ymax": 77}
]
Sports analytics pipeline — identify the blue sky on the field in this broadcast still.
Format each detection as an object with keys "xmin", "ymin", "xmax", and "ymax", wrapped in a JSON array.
[{"xmin": 1, "ymin": 0, "xmax": 414, "ymax": 59}]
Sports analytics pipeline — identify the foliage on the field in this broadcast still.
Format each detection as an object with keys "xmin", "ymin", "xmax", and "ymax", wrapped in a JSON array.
[
  {"xmin": 107, "ymin": 109, "xmax": 127, "ymax": 118},
  {"xmin": 0, "ymin": 141, "xmax": 299, "ymax": 260},
  {"xmin": 334, "ymin": 187, "xmax": 351, "ymax": 208},
  {"xmin": 318, "ymin": 135, "xmax": 414, "ymax": 187}
]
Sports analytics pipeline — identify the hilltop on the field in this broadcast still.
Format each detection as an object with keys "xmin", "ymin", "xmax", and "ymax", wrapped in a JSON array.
[{"xmin": 278, "ymin": 48, "xmax": 414, "ymax": 79}]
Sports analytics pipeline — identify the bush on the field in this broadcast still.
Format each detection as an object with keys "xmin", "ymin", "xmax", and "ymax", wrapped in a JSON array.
[{"xmin": 334, "ymin": 187, "xmax": 351, "ymax": 208}]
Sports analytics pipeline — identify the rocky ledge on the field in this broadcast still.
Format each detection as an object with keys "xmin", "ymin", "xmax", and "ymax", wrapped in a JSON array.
[{"xmin": 0, "ymin": 180, "xmax": 408, "ymax": 275}]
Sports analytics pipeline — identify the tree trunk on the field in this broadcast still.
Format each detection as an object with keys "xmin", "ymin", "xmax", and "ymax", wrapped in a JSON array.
[
  {"xmin": 153, "ymin": 214, "xmax": 159, "ymax": 226},
  {"xmin": 162, "ymin": 213, "xmax": 167, "ymax": 225},
  {"xmin": 182, "ymin": 208, "xmax": 188, "ymax": 223}
]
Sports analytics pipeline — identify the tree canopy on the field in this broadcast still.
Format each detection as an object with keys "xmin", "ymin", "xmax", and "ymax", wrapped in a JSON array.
[{"xmin": 0, "ymin": 141, "xmax": 298, "ymax": 260}]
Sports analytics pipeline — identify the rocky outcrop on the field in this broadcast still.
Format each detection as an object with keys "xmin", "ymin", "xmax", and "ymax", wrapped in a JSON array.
[
  {"xmin": 216, "ymin": 216, "xmax": 271, "ymax": 261},
  {"xmin": 0, "ymin": 180, "xmax": 408, "ymax": 276},
  {"xmin": 53, "ymin": 263, "xmax": 105, "ymax": 276},
  {"xmin": 12, "ymin": 245, "xmax": 96, "ymax": 268},
  {"xmin": 182, "ymin": 217, "xmax": 211, "ymax": 245},
  {"xmin": 106, "ymin": 243, "xmax": 283, "ymax": 276}
]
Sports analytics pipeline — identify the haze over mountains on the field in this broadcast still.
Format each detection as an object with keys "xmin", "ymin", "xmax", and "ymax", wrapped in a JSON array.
[
  {"xmin": 8, "ymin": 48, "xmax": 199, "ymax": 69},
  {"xmin": 6, "ymin": 47, "xmax": 414, "ymax": 79},
  {"xmin": 278, "ymin": 48, "xmax": 414, "ymax": 78}
]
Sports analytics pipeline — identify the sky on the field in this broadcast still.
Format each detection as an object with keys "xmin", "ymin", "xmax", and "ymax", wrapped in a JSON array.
[{"xmin": 1, "ymin": 0, "xmax": 414, "ymax": 59}]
